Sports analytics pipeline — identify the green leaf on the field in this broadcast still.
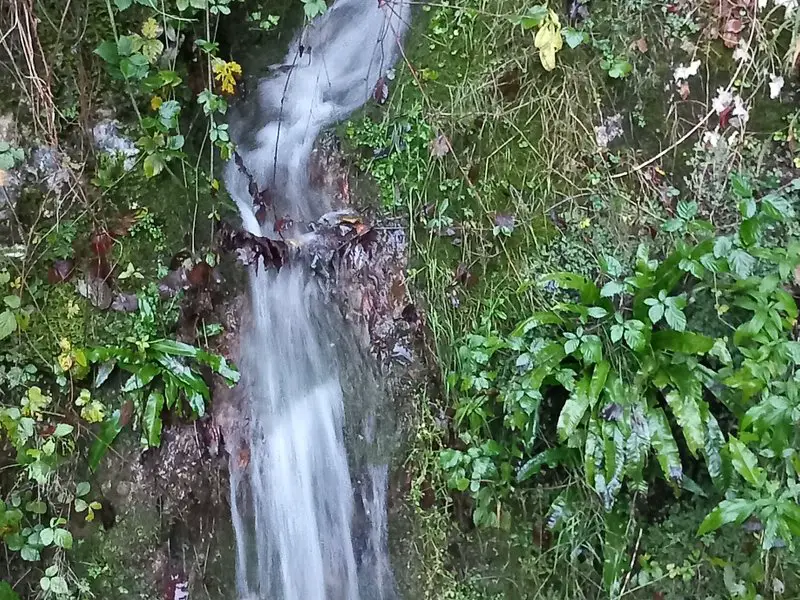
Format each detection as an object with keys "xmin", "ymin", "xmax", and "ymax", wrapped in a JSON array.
[
  {"xmin": 587, "ymin": 306, "xmax": 608, "ymax": 318},
  {"xmin": 697, "ymin": 498, "xmax": 755, "ymax": 536},
  {"xmin": 647, "ymin": 302, "xmax": 664, "ymax": 324},
  {"xmin": 88, "ymin": 410, "xmax": 124, "ymax": 472},
  {"xmin": 580, "ymin": 335, "xmax": 603, "ymax": 364},
  {"xmin": 730, "ymin": 173, "xmax": 753, "ymax": 199},
  {"xmin": 517, "ymin": 448, "xmax": 573, "ymax": 482},
  {"xmin": 121, "ymin": 363, "xmax": 160, "ymax": 392},
  {"xmin": 563, "ymin": 27, "xmax": 584, "ymax": 48},
  {"xmin": 94, "ymin": 40, "xmax": 119, "ymax": 65},
  {"xmin": 154, "ymin": 354, "xmax": 209, "ymax": 399},
  {"xmin": 4, "ymin": 295, "xmax": 20, "ymax": 309},
  {"xmin": 53, "ymin": 423, "xmax": 73, "ymax": 437},
  {"xmin": 602, "ymin": 505, "xmax": 629, "ymax": 595},
  {"xmin": 728, "ymin": 436, "xmax": 765, "ymax": 488},
  {"xmin": 738, "ymin": 217, "xmax": 759, "ymax": 247},
  {"xmin": 676, "ymin": 201, "xmax": 698, "ymax": 220},
  {"xmin": 150, "ymin": 339, "xmax": 199, "ymax": 357},
  {"xmin": 541, "ymin": 272, "xmax": 600, "ymax": 304},
  {"xmin": 589, "ymin": 361, "xmax": 611, "ymax": 403},
  {"xmin": 648, "ymin": 408, "xmax": 682, "ymax": 481},
  {"xmin": 623, "ymin": 321, "xmax": 647, "ymax": 351},
  {"xmin": 662, "ymin": 218, "xmax": 684, "ymax": 233},
  {"xmin": 557, "ymin": 373, "xmax": 591, "ymax": 441},
  {"xmin": 143, "ymin": 153, "xmax": 165, "ymax": 178},
  {"xmin": 704, "ymin": 414, "xmax": 727, "ymax": 489},
  {"xmin": 664, "ymin": 390, "xmax": 704, "ymax": 456},
  {"xmin": 610, "ymin": 324, "xmax": 623, "ymax": 343},
  {"xmin": 20, "ymin": 546, "xmax": 39, "ymax": 562},
  {"xmin": 761, "ymin": 193, "xmax": 794, "ymax": 220},
  {"xmin": 728, "ymin": 249, "xmax": 755, "ymax": 278},
  {"xmin": 664, "ymin": 305, "xmax": 686, "ymax": 331},
  {"xmin": 53, "ymin": 528, "xmax": 73, "ymax": 549},
  {"xmin": 0, "ymin": 581, "xmax": 21, "ymax": 600},
  {"xmin": 196, "ymin": 351, "xmax": 240, "ymax": 384},
  {"xmin": 187, "ymin": 390, "xmax": 205, "ymax": 417},
  {"xmin": 651, "ymin": 330, "xmax": 713, "ymax": 354},
  {"xmin": 600, "ymin": 280, "xmax": 624, "ymax": 297},
  {"xmin": 39, "ymin": 528, "xmax": 54, "ymax": 546},
  {"xmin": 0, "ymin": 310, "xmax": 17, "ymax": 340},
  {"xmin": 142, "ymin": 390, "xmax": 164, "ymax": 448},
  {"xmin": 713, "ymin": 236, "xmax": 732, "ymax": 258},
  {"xmin": 114, "ymin": 0, "xmax": 133, "ymax": 8}
]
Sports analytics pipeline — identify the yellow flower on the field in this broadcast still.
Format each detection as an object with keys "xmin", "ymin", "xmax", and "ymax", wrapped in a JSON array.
[
  {"xmin": 59, "ymin": 338, "xmax": 72, "ymax": 353},
  {"xmin": 150, "ymin": 95, "xmax": 163, "ymax": 111},
  {"xmin": 213, "ymin": 60, "xmax": 243, "ymax": 95},
  {"xmin": 58, "ymin": 353, "xmax": 73, "ymax": 372},
  {"xmin": 578, "ymin": 217, "xmax": 591, "ymax": 229}
]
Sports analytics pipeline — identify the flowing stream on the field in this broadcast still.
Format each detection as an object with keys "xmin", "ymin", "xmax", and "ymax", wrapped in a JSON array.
[{"xmin": 224, "ymin": 0, "xmax": 409, "ymax": 598}]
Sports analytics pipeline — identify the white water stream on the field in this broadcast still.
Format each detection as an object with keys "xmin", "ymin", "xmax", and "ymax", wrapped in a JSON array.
[{"xmin": 224, "ymin": 0, "xmax": 409, "ymax": 598}]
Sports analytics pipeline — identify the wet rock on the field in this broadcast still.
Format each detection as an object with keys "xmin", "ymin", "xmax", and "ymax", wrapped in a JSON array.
[{"xmin": 92, "ymin": 118, "xmax": 139, "ymax": 171}]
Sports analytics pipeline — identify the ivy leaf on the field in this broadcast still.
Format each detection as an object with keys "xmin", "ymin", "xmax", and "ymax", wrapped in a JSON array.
[
  {"xmin": 664, "ymin": 305, "xmax": 686, "ymax": 331},
  {"xmin": 728, "ymin": 436, "xmax": 765, "ymax": 488},
  {"xmin": 563, "ymin": 27, "xmax": 584, "ymax": 48},
  {"xmin": 697, "ymin": 498, "xmax": 755, "ymax": 535},
  {"xmin": 728, "ymin": 249, "xmax": 756, "ymax": 278}
]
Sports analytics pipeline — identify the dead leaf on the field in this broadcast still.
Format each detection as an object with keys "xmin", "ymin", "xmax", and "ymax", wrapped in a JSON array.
[
  {"xmin": 111, "ymin": 213, "xmax": 139, "ymax": 237},
  {"xmin": 374, "ymin": 77, "xmax": 389, "ymax": 104},
  {"xmin": 430, "ymin": 133, "xmax": 450, "ymax": 158},
  {"xmin": 47, "ymin": 260, "xmax": 74, "ymax": 284},
  {"xmin": 111, "ymin": 292, "xmax": 139, "ymax": 312},
  {"xmin": 187, "ymin": 262, "xmax": 212, "ymax": 287},
  {"xmin": 76, "ymin": 274, "xmax": 113, "ymax": 309},
  {"xmin": 633, "ymin": 38, "xmax": 648, "ymax": 53},
  {"xmin": 534, "ymin": 11, "xmax": 563, "ymax": 71},
  {"xmin": 678, "ymin": 81, "xmax": 690, "ymax": 100},
  {"xmin": 494, "ymin": 212, "xmax": 516, "ymax": 233}
]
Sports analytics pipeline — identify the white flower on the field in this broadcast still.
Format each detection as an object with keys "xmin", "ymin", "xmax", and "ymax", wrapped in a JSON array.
[
  {"xmin": 731, "ymin": 95, "xmax": 749, "ymax": 126},
  {"xmin": 712, "ymin": 88, "xmax": 734, "ymax": 114},
  {"xmin": 732, "ymin": 39, "xmax": 751, "ymax": 63},
  {"xmin": 673, "ymin": 59, "xmax": 701, "ymax": 81},
  {"xmin": 703, "ymin": 130, "xmax": 721, "ymax": 148},
  {"xmin": 769, "ymin": 74, "xmax": 785, "ymax": 99}
]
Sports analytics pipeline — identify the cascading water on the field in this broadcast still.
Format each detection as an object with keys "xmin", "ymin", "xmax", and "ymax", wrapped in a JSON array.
[{"xmin": 224, "ymin": 0, "xmax": 409, "ymax": 598}]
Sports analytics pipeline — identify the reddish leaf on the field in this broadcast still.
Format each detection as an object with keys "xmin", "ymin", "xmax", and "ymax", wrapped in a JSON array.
[
  {"xmin": 48, "ymin": 260, "xmax": 74, "ymax": 284},
  {"xmin": 719, "ymin": 105, "xmax": 733, "ymax": 128},
  {"xmin": 187, "ymin": 262, "xmax": 212, "ymax": 287},
  {"xmin": 119, "ymin": 399, "xmax": 134, "ymax": 428},
  {"xmin": 111, "ymin": 213, "xmax": 139, "ymax": 237},
  {"xmin": 90, "ymin": 231, "xmax": 113, "ymax": 257}
]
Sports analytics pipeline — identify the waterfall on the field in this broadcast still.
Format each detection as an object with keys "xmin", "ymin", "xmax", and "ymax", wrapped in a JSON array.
[{"xmin": 223, "ymin": 0, "xmax": 409, "ymax": 598}]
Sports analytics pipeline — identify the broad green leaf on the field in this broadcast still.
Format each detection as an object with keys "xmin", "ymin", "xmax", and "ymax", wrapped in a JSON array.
[
  {"xmin": 0, "ymin": 581, "xmax": 21, "ymax": 600},
  {"xmin": 88, "ymin": 410, "xmax": 124, "ymax": 472},
  {"xmin": 516, "ymin": 448, "xmax": 573, "ymax": 482},
  {"xmin": 651, "ymin": 331, "xmax": 713, "ymax": 354},
  {"xmin": 610, "ymin": 324, "xmax": 624, "ymax": 343},
  {"xmin": 150, "ymin": 339, "xmax": 199, "ymax": 357},
  {"xmin": 713, "ymin": 236, "xmax": 732, "ymax": 258},
  {"xmin": 602, "ymin": 505, "xmax": 629, "ymax": 595},
  {"xmin": 664, "ymin": 389, "xmax": 704, "ymax": 457},
  {"xmin": 154, "ymin": 354, "xmax": 210, "ymax": 399},
  {"xmin": 728, "ymin": 436, "xmax": 765, "ymax": 488},
  {"xmin": 600, "ymin": 280, "xmax": 624, "ymax": 297},
  {"xmin": 728, "ymin": 249, "xmax": 756, "ymax": 278},
  {"xmin": 648, "ymin": 302, "xmax": 664, "ymax": 324},
  {"xmin": 557, "ymin": 372, "xmax": 591, "ymax": 442},
  {"xmin": 589, "ymin": 361, "xmax": 610, "ymax": 404},
  {"xmin": 114, "ymin": 0, "xmax": 133, "ymax": 8},
  {"xmin": 584, "ymin": 417, "xmax": 602, "ymax": 490},
  {"xmin": 761, "ymin": 193, "xmax": 794, "ymax": 220},
  {"xmin": 563, "ymin": 27, "xmax": 584, "ymax": 48},
  {"xmin": 120, "ymin": 363, "xmax": 160, "ymax": 392},
  {"xmin": 580, "ymin": 335, "xmax": 603, "ymax": 364},
  {"xmin": 39, "ymin": 528, "xmax": 54, "ymax": 546},
  {"xmin": 664, "ymin": 305, "xmax": 686, "ymax": 331},
  {"xmin": 142, "ymin": 390, "xmax": 164, "ymax": 448},
  {"xmin": 625, "ymin": 404, "xmax": 650, "ymax": 487},
  {"xmin": 623, "ymin": 321, "xmax": 647, "ymax": 351},
  {"xmin": 738, "ymin": 217, "xmax": 759, "ymax": 247},
  {"xmin": 697, "ymin": 498, "xmax": 755, "ymax": 535},
  {"xmin": 187, "ymin": 390, "xmax": 205, "ymax": 417},
  {"xmin": 76, "ymin": 482, "xmax": 90, "ymax": 497},
  {"xmin": 94, "ymin": 40, "xmax": 119, "ymax": 65},
  {"xmin": 648, "ymin": 407, "xmax": 682, "ymax": 481},
  {"xmin": 143, "ymin": 153, "xmax": 165, "ymax": 178},
  {"xmin": 541, "ymin": 272, "xmax": 600, "ymax": 304},
  {"xmin": 196, "ymin": 350, "xmax": 240, "ymax": 384},
  {"xmin": 0, "ymin": 310, "xmax": 17, "ymax": 340},
  {"xmin": 510, "ymin": 4, "xmax": 548, "ymax": 28},
  {"xmin": 730, "ymin": 173, "xmax": 753, "ymax": 198},
  {"xmin": 53, "ymin": 423, "xmax": 73, "ymax": 437},
  {"xmin": 704, "ymin": 414, "xmax": 727, "ymax": 489},
  {"xmin": 53, "ymin": 528, "xmax": 72, "ymax": 549}
]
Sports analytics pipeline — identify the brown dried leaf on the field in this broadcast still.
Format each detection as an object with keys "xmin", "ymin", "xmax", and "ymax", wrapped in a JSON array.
[
  {"xmin": 678, "ymin": 81, "xmax": 691, "ymax": 100},
  {"xmin": 76, "ymin": 274, "xmax": 113, "ymax": 310},
  {"xmin": 430, "ymin": 133, "xmax": 451, "ymax": 158},
  {"xmin": 633, "ymin": 38, "xmax": 648, "ymax": 53},
  {"xmin": 48, "ymin": 260, "xmax": 74, "ymax": 284},
  {"xmin": 374, "ymin": 77, "xmax": 389, "ymax": 104}
]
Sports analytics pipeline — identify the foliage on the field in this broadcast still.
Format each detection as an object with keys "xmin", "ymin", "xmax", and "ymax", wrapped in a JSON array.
[
  {"xmin": 440, "ymin": 177, "xmax": 800, "ymax": 592},
  {"xmin": 0, "ymin": 141, "xmax": 24, "ymax": 170}
]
